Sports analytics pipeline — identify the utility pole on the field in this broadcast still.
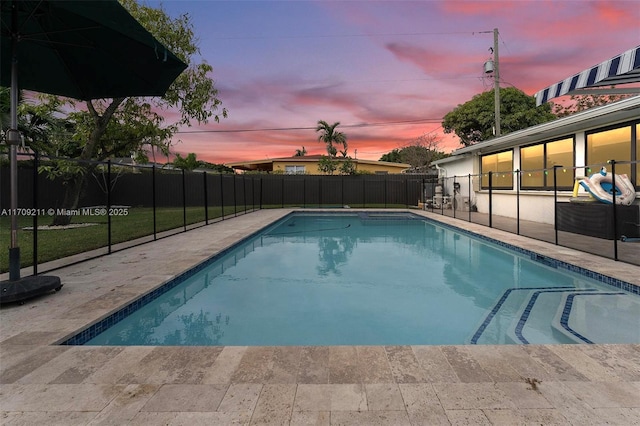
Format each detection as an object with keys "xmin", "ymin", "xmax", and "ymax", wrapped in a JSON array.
[{"xmin": 493, "ymin": 27, "xmax": 501, "ymax": 136}]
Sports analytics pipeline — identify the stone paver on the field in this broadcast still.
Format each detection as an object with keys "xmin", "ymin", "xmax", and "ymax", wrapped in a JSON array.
[{"xmin": 1, "ymin": 209, "xmax": 639, "ymax": 424}]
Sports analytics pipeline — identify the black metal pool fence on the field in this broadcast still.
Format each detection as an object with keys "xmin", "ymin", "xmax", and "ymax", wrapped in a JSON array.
[
  {"xmin": 0, "ymin": 153, "xmax": 431, "ymax": 275},
  {"xmin": 425, "ymin": 160, "xmax": 640, "ymax": 268},
  {"xmin": 1, "ymin": 154, "xmax": 639, "ymax": 275}
]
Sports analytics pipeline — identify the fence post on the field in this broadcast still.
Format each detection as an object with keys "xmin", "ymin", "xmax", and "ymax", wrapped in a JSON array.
[
  {"xmin": 431, "ymin": 178, "xmax": 435, "ymax": 212},
  {"xmin": 468, "ymin": 174, "xmax": 471, "ymax": 222},
  {"xmin": 452, "ymin": 176, "xmax": 457, "ymax": 219},
  {"xmin": 243, "ymin": 175, "xmax": 247, "ymax": 214},
  {"xmin": 33, "ymin": 152, "xmax": 39, "ymax": 275},
  {"xmin": 610, "ymin": 160, "xmax": 618, "ymax": 260},
  {"xmin": 233, "ymin": 174, "xmax": 237, "ymax": 217},
  {"xmin": 281, "ymin": 177, "xmax": 284, "ymax": 208},
  {"xmin": 254, "ymin": 177, "xmax": 257, "ymax": 211},
  {"xmin": 553, "ymin": 165, "xmax": 562, "ymax": 245},
  {"xmin": 384, "ymin": 177, "xmax": 387, "ymax": 209},
  {"xmin": 107, "ymin": 160, "xmax": 112, "ymax": 253},
  {"xmin": 516, "ymin": 169, "xmax": 520, "ymax": 235},
  {"xmin": 303, "ymin": 178, "xmax": 306, "ymax": 208},
  {"xmin": 488, "ymin": 172, "xmax": 493, "ymax": 228},
  {"xmin": 440, "ymin": 177, "xmax": 444, "ymax": 215},
  {"xmin": 182, "ymin": 169, "xmax": 187, "ymax": 231},
  {"xmin": 152, "ymin": 165, "xmax": 157, "ymax": 240},
  {"xmin": 220, "ymin": 173, "xmax": 225, "ymax": 220},
  {"xmin": 405, "ymin": 176, "xmax": 409, "ymax": 208},
  {"xmin": 203, "ymin": 171, "xmax": 208, "ymax": 225}
]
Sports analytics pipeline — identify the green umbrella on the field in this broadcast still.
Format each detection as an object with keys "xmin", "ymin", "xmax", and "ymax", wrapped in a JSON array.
[
  {"xmin": 1, "ymin": 0, "xmax": 187, "ymax": 99},
  {"xmin": 0, "ymin": 0, "xmax": 187, "ymax": 301}
]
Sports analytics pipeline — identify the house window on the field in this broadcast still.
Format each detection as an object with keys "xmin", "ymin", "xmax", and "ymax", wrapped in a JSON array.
[
  {"xmin": 637, "ymin": 123, "xmax": 639, "ymax": 184},
  {"xmin": 586, "ymin": 124, "xmax": 632, "ymax": 181},
  {"xmin": 481, "ymin": 150, "xmax": 513, "ymax": 189},
  {"xmin": 285, "ymin": 165, "xmax": 306, "ymax": 174},
  {"xmin": 520, "ymin": 137, "xmax": 574, "ymax": 189}
]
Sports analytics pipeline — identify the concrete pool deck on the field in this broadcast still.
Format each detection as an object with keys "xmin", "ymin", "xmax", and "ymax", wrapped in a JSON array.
[{"xmin": 1, "ymin": 209, "xmax": 639, "ymax": 425}]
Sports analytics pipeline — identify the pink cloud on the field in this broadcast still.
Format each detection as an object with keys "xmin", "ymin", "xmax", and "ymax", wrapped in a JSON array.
[{"xmin": 438, "ymin": 1, "xmax": 515, "ymax": 16}]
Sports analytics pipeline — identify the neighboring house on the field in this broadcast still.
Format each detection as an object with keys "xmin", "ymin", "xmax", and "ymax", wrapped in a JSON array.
[
  {"xmin": 226, "ymin": 154, "xmax": 410, "ymax": 175},
  {"xmin": 431, "ymin": 95, "xmax": 640, "ymax": 224}
]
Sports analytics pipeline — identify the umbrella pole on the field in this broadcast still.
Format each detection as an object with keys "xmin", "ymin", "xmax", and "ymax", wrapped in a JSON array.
[
  {"xmin": 8, "ymin": 7, "xmax": 20, "ymax": 281},
  {"xmin": 1, "ymin": 3, "xmax": 62, "ymax": 303}
]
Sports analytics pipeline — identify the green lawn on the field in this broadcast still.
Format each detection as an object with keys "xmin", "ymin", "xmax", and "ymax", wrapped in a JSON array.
[
  {"xmin": 1, "ymin": 203, "xmax": 408, "ymax": 272},
  {"xmin": 0, "ymin": 205, "xmax": 246, "ymax": 273}
]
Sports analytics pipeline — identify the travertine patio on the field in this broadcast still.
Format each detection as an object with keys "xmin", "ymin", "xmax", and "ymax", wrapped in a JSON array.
[{"xmin": 1, "ymin": 209, "xmax": 639, "ymax": 425}]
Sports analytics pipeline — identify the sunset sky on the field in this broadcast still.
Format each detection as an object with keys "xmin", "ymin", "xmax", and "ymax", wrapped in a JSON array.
[{"xmin": 148, "ymin": 1, "xmax": 640, "ymax": 164}]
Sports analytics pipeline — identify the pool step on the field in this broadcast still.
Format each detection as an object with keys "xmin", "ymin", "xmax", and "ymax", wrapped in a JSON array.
[
  {"xmin": 470, "ymin": 286, "xmax": 634, "ymax": 344},
  {"xmin": 507, "ymin": 289, "xmax": 599, "ymax": 344},
  {"xmin": 551, "ymin": 292, "xmax": 639, "ymax": 344}
]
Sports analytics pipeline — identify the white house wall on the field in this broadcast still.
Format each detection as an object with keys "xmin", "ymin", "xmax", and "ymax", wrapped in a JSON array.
[
  {"xmin": 474, "ymin": 192, "xmax": 561, "ymax": 224},
  {"xmin": 434, "ymin": 97, "xmax": 640, "ymax": 222},
  {"xmin": 437, "ymin": 156, "xmax": 474, "ymax": 198}
]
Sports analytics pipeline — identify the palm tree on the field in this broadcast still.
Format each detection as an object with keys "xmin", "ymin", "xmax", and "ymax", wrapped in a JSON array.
[
  {"xmin": 0, "ymin": 88, "xmax": 70, "ymax": 155},
  {"xmin": 316, "ymin": 120, "xmax": 347, "ymax": 158},
  {"xmin": 294, "ymin": 146, "xmax": 307, "ymax": 157}
]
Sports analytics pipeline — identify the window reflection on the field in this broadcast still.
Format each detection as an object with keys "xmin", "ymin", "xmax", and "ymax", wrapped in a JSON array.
[
  {"xmin": 481, "ymin": 151, "xmax": 513, "ymax": 189},
  {"xmin": 587, "ymin": 126, "xmax": 631, "ymax": 178},
  {"xmin": 520, "ymin": 138, "xmax": 573, "ymax": 189}
]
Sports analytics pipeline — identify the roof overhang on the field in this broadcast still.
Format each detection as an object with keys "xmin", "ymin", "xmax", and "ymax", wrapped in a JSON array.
[{"xmin": 535, "ymin": 45, "xmax": 640, "ymax": 105}]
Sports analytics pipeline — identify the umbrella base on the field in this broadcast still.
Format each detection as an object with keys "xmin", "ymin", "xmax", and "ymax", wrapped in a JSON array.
[{"xmin": 0, "ymin": 276, "xmax": 63, "ymax": 305}]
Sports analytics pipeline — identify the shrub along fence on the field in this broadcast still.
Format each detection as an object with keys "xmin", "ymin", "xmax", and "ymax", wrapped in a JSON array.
[{"xmin": 0, "ymin": 153, "xmax": 435, "ymax": 275}]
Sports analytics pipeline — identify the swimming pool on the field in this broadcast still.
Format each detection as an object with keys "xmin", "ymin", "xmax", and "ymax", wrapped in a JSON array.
[{"xmin": 69, "ymin": 212, "xmax": 640, "ymax": 346}]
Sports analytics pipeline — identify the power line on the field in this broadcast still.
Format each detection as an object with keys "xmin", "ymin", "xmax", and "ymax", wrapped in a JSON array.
[
  {"xmin": 176, "ymin": 118, "xmax": 443, "ymax": 134},
  {"xmin": 216, "ymin": 30, "xmax": 489, "ymax": 41}
]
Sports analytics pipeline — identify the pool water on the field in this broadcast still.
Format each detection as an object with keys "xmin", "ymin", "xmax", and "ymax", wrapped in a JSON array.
[{"xmin": 82, "ymin": 212, "xmax": 640, "ymax": 346}]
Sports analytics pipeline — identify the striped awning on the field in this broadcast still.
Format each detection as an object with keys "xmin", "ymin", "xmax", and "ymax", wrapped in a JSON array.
[{"xmin": 535, "ymin": 45, "xmax": 640, "ymax": 105}]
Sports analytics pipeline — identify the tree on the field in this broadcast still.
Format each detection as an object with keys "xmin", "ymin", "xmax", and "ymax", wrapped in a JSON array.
[
  {"xmin": 380, "ymin": 149, "xmax": 402, "ymax": 163},
  {"xmin": 173, "ymin": 152, "xmax": 200, "ymax": 171},
  {"xmin": 38, "ymin": 0, "xmax": 226, "ymax": 225},
  {"xmin": 552, "ymin": 92, "xmax": 632, "ymax": 117},
  {"xmin": 294, "ymin": 146, "xmax": 307, "ymax": 157},
  {"xmin": 316, "ymin": 120, "xmax": 356, "ymax": 175},
  {"xmin": 1, "ymin": 88, "xmax": 71, "ymax": 153},
  {"xmin": 380, "ymin": 133, "xmax": 448, "ymax": 172},
  {"xmin": 339, "ymin": 157, "xmax": 356, "ymax": 175},
  {"xmin": 316, "ymin": 120, "xmax": 346, "ymax": 158},
  {"xmin": 317, "ymin": 155, "xmax": 338, "ymax": 175},
  {"xmin": 198, "ymin": 162, "xmax": 234, "ymax": 174},
  {"xmin": 442, "ymin": 87, "xmax": 555, "ymax": 146}
]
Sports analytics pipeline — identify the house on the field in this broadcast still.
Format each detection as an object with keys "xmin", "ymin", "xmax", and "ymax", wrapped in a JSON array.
[
  {"xmin": 431, "ymin": 45, "xmax": 640, "ymax": 225},
  {"xmin": 226, "ymin": 154, "xmax": 410, "ymax": 175},
  {"xmin": 431, "ymin": 95, "xmax": 640, "ymax": 224}
]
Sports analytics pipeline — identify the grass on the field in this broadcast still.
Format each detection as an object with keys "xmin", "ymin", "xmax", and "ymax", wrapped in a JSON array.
[
  {"xmin": 1, "ymin": 203, "xmax": 411, "ymax": 273},
  {"xmin": 0, "ymin": 205, "xmax": 247, "ymax": 273}
]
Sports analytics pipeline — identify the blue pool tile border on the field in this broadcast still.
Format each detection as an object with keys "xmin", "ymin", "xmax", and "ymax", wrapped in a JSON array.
[
  {"xmin": 430, "ymin": 218, "xmax": 639, "ymax": 296},
  {"xmin": 59, "ymin": 210, "xmax": 639, "ymax": 346}
]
